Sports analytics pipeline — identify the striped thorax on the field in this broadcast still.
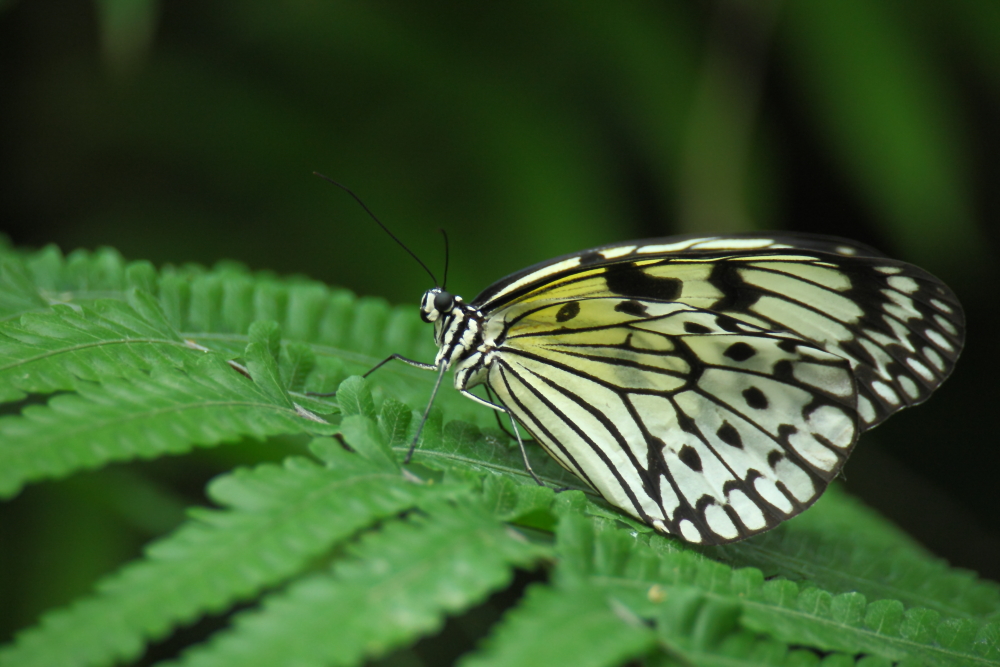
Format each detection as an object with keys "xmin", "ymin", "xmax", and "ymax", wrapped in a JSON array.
[{"xmin": 420, "ymin": 287, "xmax": 488, "ymax": 388}]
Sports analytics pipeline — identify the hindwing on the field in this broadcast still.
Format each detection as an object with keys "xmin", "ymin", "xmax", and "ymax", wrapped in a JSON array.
[{"xmin": 483, "ymin": 297, "xmax": 857, "ymax": 544}]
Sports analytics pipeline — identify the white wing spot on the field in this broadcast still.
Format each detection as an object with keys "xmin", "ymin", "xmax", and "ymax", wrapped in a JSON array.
[
  {"xmin": 807, "ymin": 405, "xmax": 855, "ymax": 449},
  {"xmin": 754, "ymin": 476, "xmax": 793, "ymax": 513},
  {"xmin": 883, "ymin": 299, "xmax": 921, "ymax": 324},
  {"xmin": 857, "ymin": 396, "xmax": 876, "ymax": 425},
  {"xmin": 679, "ymin": 520, "xmax": 703, "ymax": 543},
  {"xmin": 926, "ymin": 330, "xmax": 955, "ymax": 353},
  {"xmin": 933, "ymin": 315, "xmax": 957, "ymax": 336},
  {"xmin": 746, "ymin": 261, "xmax": 853, "ymax": 292},
  {"xmin": 923, "ymin": 346, "xmax": 945, "ymax": 371},
  {"xmin": 652, "ymin": 519, "xmax": 668, "ymax": 534},
  {"xmin": 899, "ymin": 375, "xmax": 920, "ymax": 400},
  {"xmin": 881, "ymin": 315, "xmax": 917, "ymax": 352},
  {"xmin": 727, "ymin": 489, "xmax": 766, "ymax": 530},
  {"xmin": 876, "ymin": 265, "xmax": 903, "ymax": 275},
  {"xmin": 792, "ymin": 362, "xmax": 853, "ymax": 397},
  {"xmin": 704, "ymin": 504, "xmax": 740, "ymax": 540},
  {"xmin": 694, "ymin": 238, "xmax": 776, "ymax": 250},
  {"xmin": 488, "ymin": 257, "xmax": 583, "ymax": 302},
  {"xmin": 872, "ymin": 380, "xmax": 902, "ymax": 406},
  {"xmin": 859, "ymin": 338, "xmax": 893, "ymax": 378},
  {"xmin": 930, "ymin": 298, "xmax": 953, "ymax": 314},
  {"xmin": 907, "ymin": 358, "xmax": 935, "ymax": 382},
  {"xmin": 835, "ymin": 245, "xmax": 857, "ymax": 256},
  {"xmin": 751, "ymin": 295, "xmax": 854, "ymax": 342},
  {"xmin": 788, "ymin": 431, "xmax": 839, "ymax": 471},
  {"xmin": 638, "ymin": 239, "xmax": 712, "ymax": 254},
  {"xmin": 887, "ymin": 275, "xmax": 920, "ymax": 293},
  {"xmin": 774, "ymin": 459, "xmax": 815, "ymax": 502},
  {"xmin": 658, "ymin": 474, "xmax": 680, "ymax": 518},
  {"xmin": 599, "ymin": 246, "xmax": 637, "ymax": 259}
]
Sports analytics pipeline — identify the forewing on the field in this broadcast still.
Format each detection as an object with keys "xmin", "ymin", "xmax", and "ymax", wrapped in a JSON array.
[
  {"xmin": 486, "ymin": 297, "xmax": 859, "ymax": 545},
  {"xmin": 476, "ymin": 234, "xmax": 963, "ymax": 430}
]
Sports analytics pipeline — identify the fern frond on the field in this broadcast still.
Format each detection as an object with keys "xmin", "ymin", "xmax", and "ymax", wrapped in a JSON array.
[
  {"xmin": 550, "ymin": 516, "xmax": 1000, "ymax": 667},
  {"xmin": 710, "ymin": 484, "xmax": 1000, "ymax": 619},
  {"xmin": 719, "ymin": 510, "xmax": 1000, "ymax": 619},
  {"xmin": 1, "ymin": 247, "xmax": 487, "ymax": 424},
  {"xmin": 457, "ymin": 584, "xmax": 657, "ymax": 667},
  {"xmin": 0, "ymin": 246, "xmax": 140, "ymax": 317},
  {"xmin": 163, "ymin": 497, "xmax": 549, "ymax": 667},
  {"xmin": 406, "ymin": 413, "xmax": 589, "ymax": 492},
  {"xmin": 0, "ymin": 296, "xmax": 192, "ymax": 402},
  {"xmin": 0, "ymin": 441, "xmax": 456, "ymax": 667},
  {"xmin": 653, "ymin": 590, "xmax": 858, "ymax": 666},
  {"xmin": 739, "ymin": 583, "xmax": 1000, "ymax": 667},
  {"xmin": 0, "ymin": 257, "xmax": 50, "ymax": 319},
  {"xmin": 0, "ymin": 355, "xmax": 335, "ymax": 498}
]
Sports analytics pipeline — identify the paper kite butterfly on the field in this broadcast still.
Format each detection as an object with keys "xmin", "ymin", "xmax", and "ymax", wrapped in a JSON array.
[{"xmin": 386, "ymin": 232, "xmax": 964, "ymax": 545}]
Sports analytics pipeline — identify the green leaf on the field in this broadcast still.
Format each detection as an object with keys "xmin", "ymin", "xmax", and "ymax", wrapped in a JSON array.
[
  {"xmin": 0, "ymin": 355, "xmax": 334, "ymax": 497},
  {"xmin": 0, "ymin": 300, "xmax": 194, "ymax": 402},
  {"xmin": 481, "ymin": 475, "xmax": 557, "ymax": 527},
  {"xmin": 458, "ymin": 584, "xmax": 657, "ymax": 667},
  {"xmin": 340, "ymin": 414, "xmax": 398, "ymax": 472},
  {"xmin": 335, "ymin": 375, "xmax": 376, "ymax": 419},
  {"xmin": 163, "ymin": 497, "xmax": 548, "ymax": 667},
  {"xmin": 714, "ymin": 485, "xmax": 1000, "ymax": 619},
  {"xmin": 552, "ymin": 516, "xmax": 1000, "ymax": 667},
  {"xmin": 279, "ymin": 342, "xmax": 315, "ymax": 393},
  {"xmin": 661, "ymin": 625, "xmax": 858, "ymax": 667},
  {"xmin": 411, "ymin": 418, "xmax": 587, "ymax": 492},
  {"xmin": 377, "ymin": 396, "xmax": 412, "ymax": 449},
  {"xmin": 244, "ymin": 341, "xmax": 292, "ymax": 407},
  {"xmin": 125, "ymin": 288, "xmax": 181, "ymax": 339},
  {"xmin": 0, "ymin": 257, "xmax": 48, "ymax": 319},
  {"xmin": 0, "ymin": 246, "xmax": 482, "ymax": 427},
  {"xmin": 0, "ymin": 445, "xmax": 452, "ymax": 667},
  {"xmin": 247, "ymin": 320, "xmax": 281, "ymax": 362}
]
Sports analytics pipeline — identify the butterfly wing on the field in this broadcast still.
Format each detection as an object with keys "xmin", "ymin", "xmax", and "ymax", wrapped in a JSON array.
[
  {"xmin": 484, "ymin": 296, "xmax": 858, "ymax": 544},
  {"xmin": 474, "ymin": 234, "xmax": 964, "ymax": 431}
]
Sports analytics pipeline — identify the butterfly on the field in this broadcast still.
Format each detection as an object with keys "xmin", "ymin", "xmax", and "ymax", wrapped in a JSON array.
[{"xmin": 381, "ymin": 232, "xmax": 964, "ymax": 545}]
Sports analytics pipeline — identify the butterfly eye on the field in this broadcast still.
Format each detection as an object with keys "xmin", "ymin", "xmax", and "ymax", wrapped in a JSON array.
[{"xmin": 434, "ymin": 291, "xmax": 455, "ymax": 313}]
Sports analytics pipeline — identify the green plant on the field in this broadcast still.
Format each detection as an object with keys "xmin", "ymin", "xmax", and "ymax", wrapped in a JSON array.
[{"xmin": 0, "ymin": 243, "xmax": 997, "ymax": 667}]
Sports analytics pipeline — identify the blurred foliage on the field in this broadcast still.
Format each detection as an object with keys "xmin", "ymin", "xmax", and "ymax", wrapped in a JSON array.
[{"xmin": 1, "ymin": 0, "xmax": 999, "ymax": 664}]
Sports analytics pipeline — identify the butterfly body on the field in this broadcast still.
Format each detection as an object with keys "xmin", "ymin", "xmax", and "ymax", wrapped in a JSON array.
[{"xmin": 415, "ymin": 233, "xmax": 963, "ymax": 545}]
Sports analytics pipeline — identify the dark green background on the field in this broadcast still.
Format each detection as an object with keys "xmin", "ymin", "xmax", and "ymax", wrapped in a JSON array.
[{"xmin": 2, "ymin": 0, "xmax": 998, "ymax": 651}]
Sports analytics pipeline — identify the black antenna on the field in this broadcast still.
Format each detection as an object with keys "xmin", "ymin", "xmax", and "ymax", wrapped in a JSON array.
[
  {"xmin": 438, "ymin": 228, "xmax": 450, "ymax": 291},
  {"xmin": 314, "ymin": 172, "xmax": 439, "ymax": 286}
]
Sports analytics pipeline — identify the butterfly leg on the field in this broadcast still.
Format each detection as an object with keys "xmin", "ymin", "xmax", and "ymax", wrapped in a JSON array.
[
  {"xmin": 459, "ymin": 389, "xmax": 545, "ymax": 488},
  {"xmin": 306, "ymin": 354, "xmax": 438, "ymax": 396},
  {"xmin": 484, "ymin": 385, "xmax": 519, "ymax": 441},
  {"xmin": 364, "ymin": 354, "xmax": 438, "ymax": 375},
  {"xmin": 404, "ymin": 363, "xmax": 449, "ymax": 464}
]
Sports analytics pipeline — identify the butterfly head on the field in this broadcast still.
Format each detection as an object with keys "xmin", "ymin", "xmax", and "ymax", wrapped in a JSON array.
[{"xmin": 419, "ymin": 287, "xmax": 459, "ymax": 323}]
